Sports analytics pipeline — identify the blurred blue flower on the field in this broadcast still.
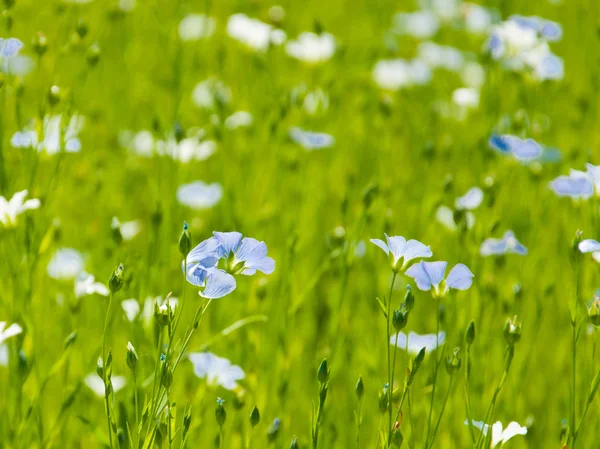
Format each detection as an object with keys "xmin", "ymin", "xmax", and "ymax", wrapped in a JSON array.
[
  {"xmin": 370, "ymin": 234, "xmax": 432, "ymax": 271},
  {"xmin": 489, "ymin": 134, "xmax": 542, "ymax": 161},
  {"xmin": 480, "ymin": 230, "xmax": 528, "ymax": 256},
  {"xmin": 188, "ymin": 352, "xmax": 245, "ymax": 390},
  {"xmin": 290, "ymin": 127, "xmax": 334, "ymax": 150},
  {"xmin": 0, "ymin": 38, "xmax": 23, "ymax": 57},
  {"xmin": 389, "ymin": 330, "xmax": 446, "ymax": 355},
  {"xmin": 579, "ymin": 239, "xmax": 600, "ymax": 254},
  {"xmin": 549, "ymin": 169, "xmax": 594, "ymax": 199},
  {"xmin": 405, "ymin": 261, "xmax": 473, "ymax": 296},
  {"xmin": 455, "ymin": 187, "xmax": 484, "ymax": 210}
]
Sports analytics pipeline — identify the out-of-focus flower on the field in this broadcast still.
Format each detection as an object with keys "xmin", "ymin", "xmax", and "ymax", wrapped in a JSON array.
[
  {"xmin": 461, "ymin": 61, "xmax": 486, "ymax": 88},
  {"xmin": 112, "ymin": 218, "xmax": 142, "ymax": 241},
  {"xmin": 225, "ymin": 111, "xmax": 253, "ymax": 130},
  {"xmin": 192, "ymin": 78, "xmax": 231, "ymax": 110},
  {"xmin": 456, "ymin": 187, "xmax": 484, "ymax": 210},
  {"xmin": 406, "ymin": 261, "xmax": 474, "ymax": 295},
  {"xmin": 390, "ymin": 331, "xmax": 446, "ymax": 354},
  {"xmin": 509, "ymin": 15, "xmax": 562, "ymax": 41},
  {"xmin": 461, "ymin": 3, "xmax": 493, "ymax": 33},
  {"xmin": 452, "ymin": 87, "xmax": 480, "ymax": 110},
  {"xmin": 121, "ymin": 299, "xmax": 140, "ymax": 322},
  {"xmin": 84, "ymin": 374, "xmax": 126, "ymax": 397},
  {"xmin": 289, "ymin": 127, "xmax": 334, "ymax": 150},
  {"xmin": 418, "ymin": 42, "xmax": 464, "ymax": 71},
  {"xmin": 188, "ymin": 352, "xmax": 245, "ymax": 390},
  {"xmin": 488, "ymin": 134, "xmax": 543, "ymax": 162},
  {"xmin": 179, "ymin": 14, "xmax": 216, "ymax": 41},
  {"xmin": 176, "ymin": 181, "xmax": 223, "ymax": 209},
  {"xmin": 285, "ymin": 32, "xmax": 335, "ymax": 63},
  {"xmin": 370, "ymin": 234, "xmax": 432, "ymax": 271},
  {"xmin": 0, "ymin": 190, "xmax": 40, "ymax": 228},
  {"xmin": 393, "ymin": 11, "xmax": 440, "ymax": 39},
  {"xmin": 0, "ymin": 321, "xmax": 22, "ymax": 345},
  {"xmin": 0, "ymin": 38, "xmax": 24, "ymax": 58},
  {"xmin": 464, "ymin": 420, "xmax": 527, "ymax": 447},
  {"xmin": 11, "ymin": 114, "xmax": 84, "ymax": 154},
  {"xmin": 436, "ymin": 206, "xmax": 475, "ymax": 232},
  {"xmin": 480, "ymin": 231, "xmax": 528, "ymax": 256},
  {"xmin": 47, "ymin": 248, "xmax": 85, "ymax": 281},
  {"xmin": 75, "ymin": 272, "xmax": 110, "ymax": 298},
  {"xmin": 549, "ymin": 167, "xmax": 595, "ymax": 200},
  {"xmin": 227, "ymin": 13, "xmax": 286, "ymax": 52},
  {"xmin": 373, "ymin": 59, "xmax": 432, "ymax": 90}
]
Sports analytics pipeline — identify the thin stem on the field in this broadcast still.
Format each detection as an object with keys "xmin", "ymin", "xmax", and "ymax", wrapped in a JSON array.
[
  {"xmin": 571, "ymin": 257, "xmax": 581, "ymax": 448},
  {"xmin": 102, "ymin": 292, "xmax": 115, "ymax": 449},
  {"xmin": 427, "ymin": 376, "xmax": 454, "ymax": 449},
  {"xmin": 465, "ymin": 344, "xmax": 476, "ymax": 443},
  {"xmin": 424, "ymin": 300, "xmax": 441, "ymax": 448},
  {"xmin": 134, "ymin": 373, "xmax": 139, "ymax": 449},
  {"xmin": 386, "ymin": 272, "xmax": 398, "ymax": 448}
]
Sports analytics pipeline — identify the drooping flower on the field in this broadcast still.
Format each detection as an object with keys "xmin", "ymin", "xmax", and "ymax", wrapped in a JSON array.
[
  {"xmin": 188, "ymin": 352, "xmax": 245, "ymax": 390},
  {"xmin": 464, "ymin": 419, "xmax": 527, "ymax": 447},
  {"xmin": 285, "ymin": 32, "xmax": 335, "ymax": 63},
  {"xmin": 0, "ymin": 190, "xmax": 40, "ymax": 228},
  {"xmin": 47, "ymin": 248, "xmax": 85, "ymax": 280},
  {"xmin": 405, "ymin": 261, "xmax": 473, "ymax": 296},
  {"xmin": 289, "ymin": 127, "xmax": 334, "ymax": 150},
  {"xmin": 84, "ymin": 374, "xmax": 126, "ymax": 397},
  {"xmin": 74, "ymin": 272, "xmax": 110, "ymax": 298},
  {"xmin": 480, "ymin": 231, "xmax": 528, "ymax": 256},
  {"xmin": 389, "ymin": 331, "xmax": 446, "ymax": 355},
  {"xmin": 370, "ymin": 234, "xmax": 432, "ymax": 272},
  {"xmin": 176, "ymin": 181, "xmax": 223, "ymax": 209}
]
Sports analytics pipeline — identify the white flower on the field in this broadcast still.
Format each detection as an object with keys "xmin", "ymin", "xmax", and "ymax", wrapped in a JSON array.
[
  {"xmin": 225, "ymin": 111, "xmax": 253, "ymax": 130},
  {"xmin": 373, "ymin": 59, "xmax": 432, "ymax": 90},
  {"xmin": 227, "ymin": 13, "xmax": 286, "ymax": 52},
  {"xmin": 456, "ymin": 187, "xmax": 484, "ymax": 210},
  {"xmin": 192, "ymin": 78, "xmax": 231, "ymax": 110},
  {"xmin": 176, "ymin": 181, "xmax": 223, "ymax": 209},
  {"xmin": 158, "ymin": 136, "xmax": 217, "ymax": 163},
  {"xmin": 390, "ymin": 331, "xmax": 446, "ymax": 355},
  {"xmin": 0, "ymin": 190, "xmax": 40, "ymax": 228},
  {"xmin": 0, "ymin": 321, "xmax": 23, "ymax": 345},
  {"xmin": 285, "ymin": 32, "xmax": 335, "ymax": 63},
  {"xmin": 179, "ymin": 14, "xmax": 216, "ymax": 41},
  {"xmin": 117, "ymin": 219, "xmax": 142, "ymax": 241},
  {"xmin": 0, "ymin": 344, "xmax": 7, "ymax": 366},
  {"xmin": 75, "ymin": 272, "xmax": 109, "ymax": 298},
  {"xmin": 85, "ymin": 373, "xmax": 127, "ymax": 397},
  {"xmin": 461, "ymin": 3, "xmax": 493, "ymax": 33},
  {"xmin": 125, "ymin": 130, "xmax": 155, "ymax": 157},
  {"xmin": 188, "ymin": 352, "xmax": 245, "ymax": 390},
  {"xmin": 289, "ymin": 127, "xmax": 334, "ymax": 151},
  {"xmin": 121, "ymin": 299, "xmax": 141, "ymax": 322},
  {"xmin": 418, "ymin": 42, "xmax": 464, "ymax": 71},
  {"xmin": 11, "ymin": 114, "xmax": 84, "ymax": 154},
  {"xmin": 47, "ymin": 248, "xmax": 85, "ymax": 280},
  {"xmin": 464, "ymin": 420, "xmax": 527, "ymax": 447},
  {"xmin": 436, "ymin": 205, "xmax": 475, "ymax": 231},
  {"xmin": 393, "ymin": 11, "xmax": 440, "ymax": 39},
  {"xmin": 452, "ymin": 87, "xmax": 480, "ymax": 109},
  {"xmin": 1, "ymin": 55, "xmax": 34, "ymax": 76}
]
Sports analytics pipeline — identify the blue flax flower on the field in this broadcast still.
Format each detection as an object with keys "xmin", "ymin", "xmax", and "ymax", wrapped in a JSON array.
[
  {"xmin": 405, "ymin": 261, "xmax": 473, "ymax": 297},
  {"xmin": 370, "ymin": 234, "xmax": 432, "ymax": 272},
  {"xmin": 488, "ymin": 134, "xmax": 542, "ymax": 162},
  {"xmin": 480, "ymin": 230, "xmax": 528, "ymax": 256}
]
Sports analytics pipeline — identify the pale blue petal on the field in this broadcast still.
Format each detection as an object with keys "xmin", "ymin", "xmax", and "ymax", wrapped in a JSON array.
[
  {"xmin": 446, "ymin": 263, "xmax": 474, "ymax": 290},
  {"xmin": 384, "ymin": 234, "xmax": 407, "ymax": 261},
  {"xmin": 579, "ymin": 239, "xmax": 600, "ymax": 253},
  {"xmin": 537, "ymin": 54, "xmax": 564, "ymax": 80},
  {"xmin": 235, "ymin": 237, "xmax": 275, "ymax": 275},
  {"xmin": 188, "ymin": 237, "xmax": 221, "ymax": 263},
  {"xmin": 406, "ymin": 261, "xmax": 433, "ymax": 291},
  {"xmin": 455, "ymin": 187, "xmax": 484, "ymax": 210},
  {"xmin": 541, "ymin": 21, "xmax": 562, "ymax": 41},
  {"xmin": 480, "ymin": 237, "xmax": 508, "ymax": 256},
  {"xmin": 370, "ymin": 238, "xmax": 390, "ymax": 255},
  {"xmin": 200, "ymin": 269, "xmax": 236, "ymax": 299},
  {"xmin": 1, "ymin": 38, "xmax": 23, "ymax": 57},
  {"xmin": 423, "ymin": 261, "xmax": 447, "ymax": 288},
  {"xmin": 489, "ymin": 134, "xmax": 511, "ymax": 154},
  {"xmin": 245, "ymin": 256, "xmax": 275, "ymax": 275},
  {"xmin": 185, "ymin": 262, "xmax": 209, "ymax": 287},
  {"xmin": 509, "ymin": 137, "xmax": 542, "ymax": 161},
  {"xmin": 213, "ymin": 231, "xmax": 243, "ymax": 257},
  {"xmin": 503, "ymin": 231, "xmax": 528, "ymax": 255},
  {"xmin": 402, "ymin": 239, "xmax": 432, "ymax": 264},
  {"xmin": 549, "ymin": 176, "xmax": 594, "ymax": 199},
  {"xmin": 389, "ymin": 331, "xmax": 408, "ymax": 348}
]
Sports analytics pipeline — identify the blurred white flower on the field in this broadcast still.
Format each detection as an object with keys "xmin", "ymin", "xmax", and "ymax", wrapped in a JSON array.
[
  {"xmin": 75, "ymin": 272, "xmax": 109, "ymax": 298},
  {"xmin": 11, "ymin": 114, "xmax": 84, "ymax": 154},
  {"xmin": 452, "ymin": 87, "xmax": 480, "ymax": 109},
  {"xmin": 303, "ymin": 89, "xmax": 329, "ymax": 116},
  {"xmin": 418, "ymin": 42, "xmax": 464, "ymax": 71},
  {"xmin": 113, "ymin": 218, "xmax": 142, "ymax": 241},
  {"xmin": 460, "ymin": 61, "xmax": 486, "ymax": 88},
  {"xmin": 285, "ymin": 32, "xmax": 335, "ymax": 63},
  {"xmin": 179, "ymin": 14, "xmax": 216, "ymax": 41},
  {"xmin": 393, "ymin": 11, "xmax": 439, "ymax": 39},
  {"xmin": 461, "ymin": 3, "xmax": 493, "ymax": 33},
  {"xmin": 0, "ymin": 344, "xmax": 7, "ymax": 366},
  {"xmin": 177, "ymin": 181, "xmax": 223, "ymax": 209},
  {"xmin": 121, "ymin": 129, "xmax": 216, "ymax": 163},
  {"xmin": 192, "ymin": 78, "xmax": 231, "ymax": 110},
  {"xmin": 1, "ymin": 55, "xmax": 34, "ymax": 76},
  {"xmin": 85, "ymin": 374, "xmax": 126, "ymax": 397},
  {"xmin": 390, "ymin": 331, "xmax": 446, "ymax": 355},
  {"xmin": 372, "ymin": 59, "xmax": 432, "ymax": 90},
  {"xmin": 0, "ymin": 321, "xmax": 23, "ymax": 345},
  {"xmin": 225, "ymin": 111, "xmax": 253, "ymax": 130},
  {"xmin": 227, "ymin": 13, "xmax": 286, "ymax": 52},
  {"xmin": 188, "ymin": 352, "xmax": 245, "ymax": 390},
  {"xmin": 47, "ymin": 248, "xmax": 85, "ymax": 281},
  {"xmin": 436, "ymin": 205, "xmax": 475, "ymax": 231},
  {"xmin": 456, "ymin": 187, "xmax": 484, "ymax": 210},
  {"xmin": 0, "ymin": 190, "xmax": 40, "ymax": 228},
  {"xmin": 121, "ymin": 299, "xmax": 140, "ymax": 322},
  {"xmin": 289, "ymin": 127, "xmax": 334, "ymax": 151},
  {"xmin": 465, "ymin": 420, "xmax": 527, "ymax": 447}
]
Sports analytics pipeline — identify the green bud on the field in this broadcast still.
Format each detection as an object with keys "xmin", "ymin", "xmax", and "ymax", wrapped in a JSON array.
[
  {"xmin": 403, "ymin": 285, "xmax": 415, "ymax": 311},
  {"xmin": 250, "ymin": 405, "xmax": 260, "ymax": 427},
  {"xmin": 31, "ymin": 32, "xmax": 48, "ymax": 57},
  {"xmin": 289, "ymin": 435, "xmax": 299, "ymax": 449},
  {"xmin": 183, "ymin": 405, "xmax": 192, "ymax": 437},
  {"xmin": 355, "ymin": 376, "xmax": 364, "ymax": 400},
  {"xmin": 154, "ymin": 303, "xmax": 172, "ymax": 327},
  {"xmin": 233, "ymin": 390, "xmax": 246, "ymax": 410},
  {"xmin": 589, "ymin": 298, "xmax": 600, "ymax": 327},
  {"xmin": 408, "ymin": 348, "xmax": 426, "ymax": 386},
  {"xmin": 215, "ymin": 398, "xmax": 226, "ymax": 427},
  {"xmin": 111, "ymin": 217, "xmax": 123, "ymax": 246},
  {"xmin": 572, "ymin": 230, "xmax": 584, "ymax": 255},
  {"xmin": 108, "ymin": 263, "xmax": 124, "ymax": 293},
  {"xmin": 86, "ymin": 43, "xmax": 101, "ymax": 67},
  {"xmin": 391, "ymin": 427, "xmax": 404, "ymax": 447},
  {"xmin": 48, "ymin": 85, "xmax": 61, "ymax": 107},
  {"xmin": 378, "ymin": 384, "xmax": 389, "ymax": 413},
  {"xmin": 267, "ymin": 418, "xmax": 281, "ymax": 443},
  {"xmin": 317, "ymin": 358, "xmax": 329, "ymax": 384},
  {"xmin": 126, "ymin": 342, "xmax": 138, "ymax": 373},
  {"xmin": 161, "ymin": 362, "xmax": 173, "ymax": 389},
  {"xmin": 445, "ymin": 348, "xmax": 462, "ymax": 375},
  {"xmin": 64, "ymin": 331, "xmax": 77, "ymax": 349},
  {"xmin": 465, "ymin": 321, "xmax": 475, "ymax": 345},
  {"xmin": 392, "ymin": 308, "xmax": 409, "ymax": 332},
  {"xmin": 503, "ymin": 316, "xmax": 522, "ymax": 346},
  {"xmin": 75, "ymin": 18, "xmax": 88, "ymax": 39},
  {"xmin": 96, "ymin": 356, "xmax": 104, "ymax": 379},
  {"xmin": 178, "ymin": 221, "xmax": 192, "ymax": 256}
]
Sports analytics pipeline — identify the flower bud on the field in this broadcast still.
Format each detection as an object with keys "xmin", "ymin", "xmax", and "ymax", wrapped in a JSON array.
[
  {"xmin": 183, "ymin": 405, "xmax": 192, "ymax": 437},
  {"xmin": 250, "ymin": 405, "xmax": 260, "ymax": 427},
  {"xmin": 215, "ymin": 398, "xmax": 226, "ymax": 427},
  {"xmin": 317, "ymin": 358, "xmax": 329, "ymax": 384},
  {"xmin": 403, "ymin": 285, "xmax": 415, "ymax": 312},
  {"xmin": 445, "ymin": 348, "xmax": 462, "ymax": 375},
  {"xmin": 378, "ymin": 384, "xmax": 389, "ymax": 413},
  {"xmin": 86, "ymin": 43, "xmax": 101, "ymax": 68},
  {"xmin": 155, "ymin": 303, "xmax": 172, "ymax": 327},
  {"xmin": 48, "ymin": 85, "xmax": 61, "ymax": 107},
  {"xmin": 96, "ymin": 356, "xmax": 104, "ymax": 378},
  {"xmin": 289, "ymin": 436, "xmax": 299, "ymax": 449},
  {"xmin": 355, "ymin": 376, "xmax": 364, "ymax": 400},
  {"xmin": 503, "ymin": 316, "xmax": 522, "ymax": 346},
  {"xmin": 267, "ymin": 418, "xmax": 281, "ymax": 443},
  {"xmin": 465, "ymin": 321, "xmax": 475, "ymax": 345},
  {"xmin": 391, "ymin": 427, "xmax": 404, "ymax": 447},
  {"xmin": 108, "ymin": 264, "xmax": 124, "ymax": 293},
  {"xmin": 75, "ymin": 18, "xmax": 88, "ymax": 39},
  {"xmin": 589, "ymin": 298, "xmax": 600, "ymax": 326},
  {"xmin": 392, "ymin": 308, "xmax": 409, "ymax": 332},
  {"xmin": 178, "ymin": 221, "xmax": 192, "ymax": 257},
  {"xmin": 64, "ymin": 331, "xmax": 77, "ymax": 349},
  {"xmin": 126, "ymin": 342, "xmax": 138, "ymax": 373},
  {"xmin": 111, "ymin": 217, "xmax": 123, "ymax": 246},
  {"xmin": 31, "ymin": 32, "xmax": 48, "ymax": 57}
]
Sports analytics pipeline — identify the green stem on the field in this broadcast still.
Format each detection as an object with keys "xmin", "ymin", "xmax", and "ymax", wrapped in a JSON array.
[
  {"xmin": 465, "ymin": 344, "xmax": 476, "ymax": 443},
  {"xmin": 424, "ymin": 300, "xmax": 441, "ymax": 449},
  {"xmin": 102, "ymin": 292, "xmax": 115, "ymax": 449},
  {"xmin": 386, "ymin": 272, "xmax": 398, "ymax": 448},
  {"xmin": 427, "ymin": 376, "xmax": 454, "ymax": 449}
]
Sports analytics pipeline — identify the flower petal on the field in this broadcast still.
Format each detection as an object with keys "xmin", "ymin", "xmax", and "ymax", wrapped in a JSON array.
[
  {"xmin": 405, "ymin": 261, "xmax": 433, "ymax": 291},
  {"xmin": 370, "ymin": 238, "xmax": 390, "ymax": 255},
  {"xmin": 213, "ymin": 231, "xmax": 243, "ymax": 257},
  {"xmin": 423, "ymin": 261, "xmax": 448, "ymax": 288},
  {"xmin": 402, "ymin": 239, "xmax": 432, "ymax": 265},
  {"xmin": 200, "ymin": 269, "xmax": 236, "ymax": 299},
  {"xmin": 446, "ymin": 263, "xmax": 474, "ymax": 291},
  {"xmin": 579, "ymin": 239, "xmax": 600, "ymax": 253},
  {"xmin": 455, "ymin": 187, "xmax": 483, "ymax": 210}
]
